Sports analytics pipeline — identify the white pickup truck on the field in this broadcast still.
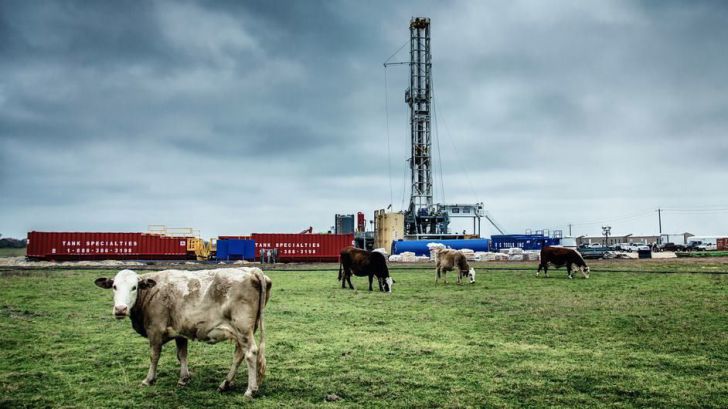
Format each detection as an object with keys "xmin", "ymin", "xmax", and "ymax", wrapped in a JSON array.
[
  {"xmin": 686, "ymin": 240, "xmax": 717, "ymax": 251},
  {"xmin": 620, "ymin": 243, "xmax": 650, "ymax": 252}
]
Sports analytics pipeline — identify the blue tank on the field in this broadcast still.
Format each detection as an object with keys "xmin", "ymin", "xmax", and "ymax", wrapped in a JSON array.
[
  {"xmin": 392, "ymin": 239, "xmax": 490, "ymax": 256},
  {"xmin": 490, "ymin": 235, "xmax": 559, "ymax": 251},
  {"xmin": 216, "ymin": 239, "xmax": 256, "ymax": 261}
]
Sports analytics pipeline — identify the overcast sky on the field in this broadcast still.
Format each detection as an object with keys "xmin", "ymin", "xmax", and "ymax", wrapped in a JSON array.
[{"xmin": 2, "ymin": 0, "xmax": 728, "ymax": 239}]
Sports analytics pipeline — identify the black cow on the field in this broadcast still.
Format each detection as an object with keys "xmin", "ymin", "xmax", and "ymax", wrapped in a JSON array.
[
  {"xmin": 338, "ymin": 246, "xmax": 394, "ymax": 292},
  {"xmin": 537, "ymin": 246, "xmax": 590, "ymax": 279}
]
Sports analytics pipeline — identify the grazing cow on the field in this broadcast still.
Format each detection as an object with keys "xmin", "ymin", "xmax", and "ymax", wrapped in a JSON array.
[
  {"xmin": 94, "ymin": 268, "xmax": 271, "ymax": 399},
  {"xmin": 338, "ymin": 246, "xmax": 394, "ymax": 292},
  {"xmin": 436, "ymin": 249, "xmax": 476, "ymax": 284},
  {"xmin": 537, "ymin": 246, "xmax": 590, "ymax": 279}
]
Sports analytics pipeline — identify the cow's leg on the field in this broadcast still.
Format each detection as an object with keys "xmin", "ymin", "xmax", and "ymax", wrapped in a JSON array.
[
  {"xmin": 142, "ymin": 340, "xmax": 162, "ymax": 386},
  {"xmin": 537, "ymin": 263, "xmax": 543, "ymax": 276},
  {"xmin": 341, "ymin": 267, "xmax": 348, "ymax": 288},
  {"xmin": 435, "ymin": 267, "xmax": 440, "ymax": 283},
  {"xmin": 238, "ymin": 330, "xmax": 261, "ymax": 399},
  {"xmin": 377, "ymin": 276, "xmax": 385, "ymax": 291},
  {"xmin": 176, "ymin": 338, "xmax": 191, "ymax": 386},
  {"xmin": 368, "ymin": 274, "xmax": 374, "ymax": 291},
  {"xmin": 543, "ymin": 264, "xmax": 549, "ymax": 277},
  {"xmin": 218, "ymin": 342, "xmax": 246, "ymax": 393},
  {"xmin": 567, "ymin": 263, "xmax": 573, "ymax": 279},
  {"xmin": 346, "ymin": 272, "xmax": 355, "ymax": 290}
]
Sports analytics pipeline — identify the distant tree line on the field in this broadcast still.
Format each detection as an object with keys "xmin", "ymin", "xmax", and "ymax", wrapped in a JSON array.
[{"xmin": 0, "ymin": 234, "xmax": 27, "ymax": 248}]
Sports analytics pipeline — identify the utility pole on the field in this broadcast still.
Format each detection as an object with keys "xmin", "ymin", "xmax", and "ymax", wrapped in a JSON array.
[
  {"xmin": 568, "ymin": 224, "xmax": 572, "ymax": 236},
  {"xmin": 602, "ymin": 225, "xmax": 611, "ymax": 247},
  {"xmin": 657, "ymin": 208, "xmax": 662, "ymax": 242}
]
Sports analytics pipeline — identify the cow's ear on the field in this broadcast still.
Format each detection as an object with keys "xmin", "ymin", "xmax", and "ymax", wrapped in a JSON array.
[
  {"xmin": 95, "ymin": 277, "xmax": 114, "ymax": 289},
  {"xmin": 138, "ymin": 278, "xmax": 157, "ymax": 289}
]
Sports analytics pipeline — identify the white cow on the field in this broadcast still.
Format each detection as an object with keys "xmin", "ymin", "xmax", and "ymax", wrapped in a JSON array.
[{"xmin": 95, "ymin": 268, "xmax": 271, "ymax": 399}]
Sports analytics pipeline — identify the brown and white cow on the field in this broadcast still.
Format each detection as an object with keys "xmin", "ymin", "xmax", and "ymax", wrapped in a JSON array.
[
  {"xmin": 435, "ymin": 249, "xmax": 476, "ymax": 284},
  {"xmin": 94, "ymin": 268, "xmax": 271, "ymax": 399},
  {"xmin": 537, "ymin": 246, "xmax": 590, "ymax": 279}
]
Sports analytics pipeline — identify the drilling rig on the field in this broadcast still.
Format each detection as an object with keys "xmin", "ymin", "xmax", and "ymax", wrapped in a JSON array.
[{"xmin": 386, "ymin": 17, "xmax": 502, "ymax": 239}]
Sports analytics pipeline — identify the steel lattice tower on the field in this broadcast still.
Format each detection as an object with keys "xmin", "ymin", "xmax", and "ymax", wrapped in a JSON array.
[
  {"xmin": 406, "ymin": 17, "xmax": 432, "ymax": 217},
  {"xmin": 388, "ymin": 17, "xmax": 488, "ymax": 237}
]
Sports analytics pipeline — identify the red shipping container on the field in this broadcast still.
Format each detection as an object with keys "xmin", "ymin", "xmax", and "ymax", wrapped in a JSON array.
[
  {"xmin": 717, "ymin": 238, "xmax": 728, "ymax": 251},
  {"xmin": 251, "ymin": 233, "xmax": 354, "ymax": 262},
  {"xmin": 26, "ymin": 231, "xmax": 191, "ymax": 261}
]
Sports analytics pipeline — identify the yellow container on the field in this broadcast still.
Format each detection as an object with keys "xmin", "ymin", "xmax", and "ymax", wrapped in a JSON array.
[{"xmin": 374, "ymin": 210, "xmax": 405, "ymax": 252}]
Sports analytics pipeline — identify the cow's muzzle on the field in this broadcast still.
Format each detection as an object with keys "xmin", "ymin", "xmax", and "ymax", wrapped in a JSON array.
[{"xmin": 113, "ymin": 305, "xmax": 128, "ymax": 319}]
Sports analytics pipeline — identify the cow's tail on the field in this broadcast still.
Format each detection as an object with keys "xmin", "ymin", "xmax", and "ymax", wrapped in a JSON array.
[{"xmin": 255, "ymin": 269, "xmax": 268, "ymax": 386}]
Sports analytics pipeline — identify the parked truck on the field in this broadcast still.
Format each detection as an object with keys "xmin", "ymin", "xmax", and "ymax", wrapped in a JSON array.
[{"xmin": 686, "ymin": 236, "xmax": 722, "ymax": 251}]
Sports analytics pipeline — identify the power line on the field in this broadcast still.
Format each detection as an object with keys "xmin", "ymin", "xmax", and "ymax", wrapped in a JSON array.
[
  {"xmin": 384, "ymin": 67, "xmax": 393, "ymax": 208},
  {"xmin": 568, "ymin": 210, "xmax": 655, "ymax": 227},
  {"xmin": 381, "ymin": 42, "xmax": 411, "ymax": 213},
  {"xmin": 431, "ymin": 72, "xmax": 478, "ymax": 203},
  {"xmin": 383, "ymin": 40, "xmax": 409, "ymax": 66},
  {"xmin": 401, "ymin": 110, "xmax": 408, "ymax": 212},
  {"xmin": 661, "ymin": 208, "xmax": 728, "ymax": 214},
  {"xmin": 567, "ymin": 206, "xmax": 728, "ymax": 232},
  {"xmin": 431, "ymin": 83, "xmax": 446, "ymax": 204}
]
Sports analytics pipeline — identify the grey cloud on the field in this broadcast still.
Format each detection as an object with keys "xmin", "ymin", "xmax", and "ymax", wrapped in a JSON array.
[{"xmin": 2, "ymin": 0, "xmax": 728, "ymax": 238}]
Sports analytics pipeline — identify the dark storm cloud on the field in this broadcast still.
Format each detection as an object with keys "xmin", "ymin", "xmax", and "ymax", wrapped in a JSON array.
[{"xmin": 2, "ymin": 0, "xmax": 728, "ymax": 238}]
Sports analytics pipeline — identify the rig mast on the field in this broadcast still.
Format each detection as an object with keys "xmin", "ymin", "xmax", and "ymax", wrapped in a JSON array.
[
  {"xmin": 407, "ymin": 17, "xmax": 433, "ymax": 216},
  {"xmin": 404, "ymin": 17, "xmax": 449, "ymax": 236},
  {"xmin": 385, "ymin": 17, "xmax": 488, "ymax": 238}
]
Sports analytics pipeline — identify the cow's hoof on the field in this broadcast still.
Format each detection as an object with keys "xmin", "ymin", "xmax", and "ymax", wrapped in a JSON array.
[
  {"xmin": 141, "ymin": 378, "xmax": 156, "ymax": 386},
  {"xmin": 243, "ymin": 390, "xmax": 254, "ymax": 400},
  {"xmin": 218, "ymin": 380, "xmax": 234, "ymax": 392},
  {"xmin": 177, "ymin": 376, "xmax": 191, "ymax": 387}
]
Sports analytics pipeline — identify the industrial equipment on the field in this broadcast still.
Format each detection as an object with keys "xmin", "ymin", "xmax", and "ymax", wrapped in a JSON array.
[
  {"xmin": 334, "ymin": 214, "xmax": 355, "ymax": 234},
  {"xmin": 147, "ymin": 225, "xmax": 210, "ymax": 260},
  {"xmin": 384, "ymin": 17, "xmax": 501, "ymax": 239}
]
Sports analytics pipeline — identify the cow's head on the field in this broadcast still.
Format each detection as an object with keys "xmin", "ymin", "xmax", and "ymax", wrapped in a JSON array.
[
  {"xmin": 378, "ymin": 258, "xmax": 394, "ymax": 293},
  {"xmin": 467, "ymin": 268, "xmax": 476, "ymax": 284},
  {"xmin": 582, "ymin": 265, "xmax": 590, "ymax": 278},
  {"xmin": 94, "ymin": 269, "xmax": 156, "ymax": 319},
  {"xmin": 383, "ymin": 277, "xmax": 394, "ymax": 293}
]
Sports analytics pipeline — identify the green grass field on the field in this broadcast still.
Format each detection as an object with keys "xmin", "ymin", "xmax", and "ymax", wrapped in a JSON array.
[
  {"xmin": 1, "ymin": 264, "xmax": 726, "ymax": 408},
  {"xmin": 0, "ymin": 247, "xmax": 26, "ymax": 258}
]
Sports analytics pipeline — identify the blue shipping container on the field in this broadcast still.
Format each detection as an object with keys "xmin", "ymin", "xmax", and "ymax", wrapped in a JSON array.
[
  {"xmin": 392, "ymin": 239, "xmax": 490, "ymax": 256},
  {"xmin": 490, "ymin": 235, "xmax": 559, "ymax": 251},
  {"xmin": 216, "ymin": 239, "xmax": 256, "ymax": 261}
]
